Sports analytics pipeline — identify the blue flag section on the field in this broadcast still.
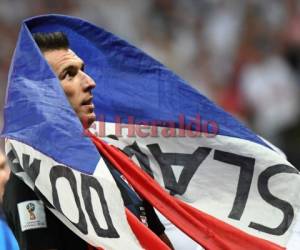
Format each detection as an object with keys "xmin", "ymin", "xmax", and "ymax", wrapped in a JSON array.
[{"xmin": 2, "ymin": 14, "xmax": 267, "ymax": 175}]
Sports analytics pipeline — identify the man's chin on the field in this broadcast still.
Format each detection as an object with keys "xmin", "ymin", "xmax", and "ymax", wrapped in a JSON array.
[{"xmin": 81, "ymin": 113, "xmax": 96, "ymax": 129}]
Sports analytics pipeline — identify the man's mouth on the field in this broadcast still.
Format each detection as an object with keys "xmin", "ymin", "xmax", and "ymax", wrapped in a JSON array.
[
  {"xmin": 81, "ymin": 96, "xmax": 93, "ymax": 106},
  {"xmin": 81, "ymin": 96, "xmax": 95, "ymax": 112}
]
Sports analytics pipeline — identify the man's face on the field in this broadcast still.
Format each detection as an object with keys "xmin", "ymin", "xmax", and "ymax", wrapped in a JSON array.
[
  {"xmin": 44, "ymin": 49, "xmax": 96, "ymax": 128},
  {"xmin": 0, "ymin": 153, "xmax": 10, "ymax": 203}
]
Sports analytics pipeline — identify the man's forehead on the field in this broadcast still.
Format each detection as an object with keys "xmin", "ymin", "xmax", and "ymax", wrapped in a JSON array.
[{"xmin": 43, "ymin": 49, "xmax": 84, "ymax": 70}]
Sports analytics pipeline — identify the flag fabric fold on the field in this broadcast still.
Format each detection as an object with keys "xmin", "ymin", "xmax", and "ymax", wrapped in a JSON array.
[{"xmin": 1, "ymin": 14, "xmax": 300, "ymax": 249}]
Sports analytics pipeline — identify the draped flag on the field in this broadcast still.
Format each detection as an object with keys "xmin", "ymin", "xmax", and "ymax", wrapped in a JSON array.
[{"xmin": 1, "ymin": 14, "xmax": 300, "ymax": 249}]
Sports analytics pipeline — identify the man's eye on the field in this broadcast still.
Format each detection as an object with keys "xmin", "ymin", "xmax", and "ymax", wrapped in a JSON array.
[{"xmin": 64, "ymin": 70, "xmax": 77, "ymax": 79}]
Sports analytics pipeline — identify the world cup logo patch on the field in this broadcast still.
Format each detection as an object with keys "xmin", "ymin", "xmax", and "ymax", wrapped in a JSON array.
[{"xmin": 26, "ymin": 202, "xmax": 36, "ymax": 220}]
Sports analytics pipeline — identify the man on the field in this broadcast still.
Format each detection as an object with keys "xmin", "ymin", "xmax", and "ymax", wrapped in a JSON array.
[
  {"xmin": 0, "ymin": 151, "xmax": 19, "ymax": 250},
  {"xmin": 3, "ymin": 32, "xmax": 171, "ymax": 250}
]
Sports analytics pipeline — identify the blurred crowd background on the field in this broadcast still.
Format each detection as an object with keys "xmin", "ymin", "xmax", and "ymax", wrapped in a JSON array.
[{"xmin": 0, "ymin": 0, "xmax": 300, "ymax": 169}]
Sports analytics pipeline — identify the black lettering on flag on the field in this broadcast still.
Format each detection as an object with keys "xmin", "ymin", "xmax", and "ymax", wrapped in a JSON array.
[
  {"xmin": 22, "ymin": 154, "xmax": 41, "ymax": 183},
  {"xmin": 7, "ymin": 150, "xmax": 54, "ymax": 209},
  {"xmin": 7, "ymin": 149, "xmax": 23, "ymax": 173},
  {"xmin": 214, "ymin": 150, "xmax": 255, "ymax": 220},
  {"xmin": 147, "ymin": 144, "xmax": 211, "ymax": 195},
  {"xmin": 249, "ymin": 164, "xmax": 299, "ymax": 235},
  {"xmin": 123, "ymin": 141, "xmax": 154, "ymax": 178},
  {"xmin": 81, "ymin": 174, "xmax": 120, "ymax": 238},
  {"xmin": 50, "ymin": 166, "xmax": 88, "ymax": 235}
]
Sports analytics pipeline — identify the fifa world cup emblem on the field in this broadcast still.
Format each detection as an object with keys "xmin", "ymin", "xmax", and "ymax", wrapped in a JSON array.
[{"xmin": 26, "ymin": 203, "xmax": 36, "ymax": 220}]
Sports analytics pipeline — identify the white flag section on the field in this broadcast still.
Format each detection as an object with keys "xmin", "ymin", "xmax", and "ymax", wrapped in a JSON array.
[
  {"xmin": 5, "ymin": 139, "xmax": 142, "ymax": 250},
  {"xmin": 96, "ymin": 121, "xmax": 300, "ymax": 249}
]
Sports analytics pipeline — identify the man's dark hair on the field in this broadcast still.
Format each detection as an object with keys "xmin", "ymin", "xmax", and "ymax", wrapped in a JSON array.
[{"xmin": 33, "ymin": 32, "xmax": 69, "ymax": 52}]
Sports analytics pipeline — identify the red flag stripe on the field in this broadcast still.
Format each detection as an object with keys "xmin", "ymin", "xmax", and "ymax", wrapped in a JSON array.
[{"xmin": 177, "ymin": 199, "xmax": 284, "ymax": 250}]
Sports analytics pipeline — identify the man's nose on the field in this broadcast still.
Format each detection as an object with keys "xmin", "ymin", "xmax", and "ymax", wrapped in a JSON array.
[{"xmin": 81, "ymin": 71, "xmax": 96, "ymax": 90}]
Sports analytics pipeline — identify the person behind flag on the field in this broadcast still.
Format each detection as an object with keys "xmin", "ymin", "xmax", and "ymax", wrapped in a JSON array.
[
  {"xmin": 3, "ymin": 32, "xmax": 172, "ymax": 250},
  {"xmin": 0, "ymin": 151, "xmax": 19, "ymax": 250},
  {"xmin": 0, "ymin": 152, "xmax": 10, "ymax": 205}
]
